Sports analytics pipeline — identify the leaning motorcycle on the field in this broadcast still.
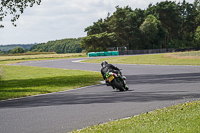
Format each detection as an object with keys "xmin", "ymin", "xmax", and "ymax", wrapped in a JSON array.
[{"xmin": 105, "ymin": 71, "xmax": 128, "ymax": 91}]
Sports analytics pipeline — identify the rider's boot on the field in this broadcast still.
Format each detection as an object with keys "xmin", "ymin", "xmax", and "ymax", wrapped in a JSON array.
[{"xmin": 112, "ymin": 85, "xmax": 115, "ymax": 89}]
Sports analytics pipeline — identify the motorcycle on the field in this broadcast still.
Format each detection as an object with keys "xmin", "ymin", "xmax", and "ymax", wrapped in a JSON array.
[{"xmin": 105, "ymin": 71, "xmax": 128, "ymax": 91}]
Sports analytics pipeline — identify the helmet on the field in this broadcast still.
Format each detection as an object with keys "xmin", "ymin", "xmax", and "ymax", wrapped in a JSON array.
[{"xmin": 101, "ymin": 61, "xmax": 108, "ymax": 67}]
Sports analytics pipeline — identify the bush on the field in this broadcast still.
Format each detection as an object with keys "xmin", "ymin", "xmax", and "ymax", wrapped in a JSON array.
[
  {"xmin": 10, "ymin": 47, "xmax": 25, "ymax": 54},
  {"xmin": 167, "ymin": 39, "xmax": 194, "ymax": 49},
  {"xmin": 39, "ymin": 49, "xmax": 43, "ymax": 52}
]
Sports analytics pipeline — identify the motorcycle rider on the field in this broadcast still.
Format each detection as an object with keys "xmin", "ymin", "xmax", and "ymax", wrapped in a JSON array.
[{"xmin": 100, "ymin": 61, "xmax": 128, "ymax": 90}]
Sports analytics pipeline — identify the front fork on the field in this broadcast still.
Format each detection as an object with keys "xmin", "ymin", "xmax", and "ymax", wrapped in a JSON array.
[{"xmin": 119, "ymin": 75, "xmax": 128, "ymax": 88}]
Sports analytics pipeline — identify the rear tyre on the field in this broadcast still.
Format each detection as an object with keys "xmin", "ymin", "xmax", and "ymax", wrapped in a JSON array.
[{"xmin": 113, "ymin": 79, "xmax": 124, "ymax": 91}]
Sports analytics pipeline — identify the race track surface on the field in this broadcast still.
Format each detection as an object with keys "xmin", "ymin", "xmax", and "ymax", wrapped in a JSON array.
[{"xmin": 0, "ymin": 57, "xmax": 200, "ymax": 133}]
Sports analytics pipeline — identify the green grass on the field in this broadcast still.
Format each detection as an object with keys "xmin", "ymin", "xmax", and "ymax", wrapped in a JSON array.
[
  {"xmin": 0, "ymin": 53, "xmax": 87, "ymax": 65},
  {"xmin": 83, "ymin": 52, "xmax": 200, "ymax": 66},
  {"xmin": 175, "ymin": 51, "xmax": 200, "ymax": 57},
  {"xmin": 71, "ymin": 101, "xmax": 200, "ymax": 133},
  {"xmin": 0, "ymin": 67, "xmax": 2, "ymax": 81},
  {"xmin": 0, "ymin": 65, "xmax": 102, "ymax": 100}
]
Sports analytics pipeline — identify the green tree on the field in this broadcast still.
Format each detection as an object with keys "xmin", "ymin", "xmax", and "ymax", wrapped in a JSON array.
[
  {"xmin": 85, "ymin": 18, "xmax": 108, "ymax": 36},
  {"xmin": 194, "ymin": 0, "xmax": 200, "ymax": 28},
  {"xmin": 108, "ymin": 6, "xmax": 131, "ymax": 46},
  {"xmin": 107, "ymin": 6, "xmax": 145, "ymax": 49},
  {"xmin": 39, "ymin": 49, "xmax": 43, "ymax": 52},
  {"xmin": 179, "ymin": 0, "xmax": 198, "ymax": 40},
  {"xmin": 30, "ymin": 38, "xmax": 82, "ymax": 53},
  {"xmin": 194, "ymin": 26, "xmax": 200, "ymax": 47},
  {"xmin": 194, "ymin": 0, "xmax": 200, "ymax": 10},
  {"xmin": 80, "ymin": 32, "xmax": 116, "ymax": 52},
  {"xmin": 126, "ymin": 8, "xmax": 145, "ymax": 49},
  {"xmin": 10, "ymin": 47, "xmax": 25, "ymax": 54},
  {"xmin": 147, "ymin": 1, "xmax": 181, "ymax": 45},
  {"xmin": 83, "ymin": 1, "xmax": 198, "ymax": 51},
  {"xmin": 0, "ymin": 0, "xmax": 41, "ymax": 27},
  {"xmin": 140, "ymin": 15, "xmax": 163, "ymax": 49}
]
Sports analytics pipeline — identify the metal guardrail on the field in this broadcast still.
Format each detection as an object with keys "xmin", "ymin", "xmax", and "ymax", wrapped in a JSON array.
[{"xmin": 119, "ymin": 48, "xmax": 175, "ymax": 55}]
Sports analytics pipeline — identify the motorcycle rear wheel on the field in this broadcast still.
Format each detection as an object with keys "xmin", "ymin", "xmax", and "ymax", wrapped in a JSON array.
[{"xmin": 113, "ymin": 78, "xmax": 125, "ymax": 91}]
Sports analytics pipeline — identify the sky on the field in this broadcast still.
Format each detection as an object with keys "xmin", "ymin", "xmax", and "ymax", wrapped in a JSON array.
[{"xmin": 0, "ymin": 0, "xmax": 195, "ymax": 45}]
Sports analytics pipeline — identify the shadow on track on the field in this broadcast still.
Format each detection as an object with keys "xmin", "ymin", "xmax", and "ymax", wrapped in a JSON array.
[
  {"xmin": 1, "ymin": 72, "xmax": 200, "ymax": 109},
  {"xmin": 126, "ymin": 72, "xmax": 200, "ymax": 85}
]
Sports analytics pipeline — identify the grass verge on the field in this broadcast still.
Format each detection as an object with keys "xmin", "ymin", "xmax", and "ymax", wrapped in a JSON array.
[
  {"xmin": 0, "ymin": 66, "xmax": 2, "ymax": 81},
  {"xmin": 83, "ymin": 51, "xmax": 200, "ymax": 66},
  {"xmin": 71, "ymin": 100, "xmax": 200, "ymax": 133},
  {"xmin": 0, "ymin": 65, "xmax": 102, "ymax": 100},
  {"xmin": 0, "ymin": 53, "xmax": 87, "ymax": 65},
  {"xmin": 164, "ymin": 51, "xmax": 200, "ymax": 59}
]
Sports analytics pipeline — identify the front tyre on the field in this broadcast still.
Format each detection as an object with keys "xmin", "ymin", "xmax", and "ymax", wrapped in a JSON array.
[
  {"xmin": 125, "ymin": 86, "xmax": 129, "ymax": 91},
  {"xmin": 113, "ymin": 79, "xmax": 124, "ymax": 91}
]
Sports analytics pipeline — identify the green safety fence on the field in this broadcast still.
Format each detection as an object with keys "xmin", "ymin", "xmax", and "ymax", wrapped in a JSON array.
[{"xmin": 88, "ymin": 51, "xmax": 119, "ymax": 57}]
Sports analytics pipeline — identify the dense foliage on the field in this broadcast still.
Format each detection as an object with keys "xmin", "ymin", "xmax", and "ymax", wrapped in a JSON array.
[
  {"xmin": 81, "ymin": 0, "xmax": 200, "ymax": 52},
  {"xmin": 194, "ymin": 26, "xmax": 200, "ymax": 46},
  {"xmin": 9, "ymin": 47, "xmax": 25, "ymax": 54},
  {"xmin": 0, "ymin": 0, "xmax": 41, "ymax": 27},
  {"xmin": 30, "ymin": 38, "xmax": 82, "ymax": 53}
]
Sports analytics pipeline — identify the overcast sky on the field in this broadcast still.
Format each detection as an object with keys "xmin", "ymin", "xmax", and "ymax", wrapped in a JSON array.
[{"xmin": 0, "ymin": 0, "xmax": 195, "ymax": 45}]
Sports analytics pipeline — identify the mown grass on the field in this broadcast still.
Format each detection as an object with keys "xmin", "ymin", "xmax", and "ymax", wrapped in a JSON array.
[
  {"xmin": 0, "ymin": 65, "xmax": 102, "ymax": 100},
  {"xmin": 83, "ymin": 51, "xmax": 200, "ymax": 66},
  {"xmin": 0, "ymin": 66, "xmax": 2, "ymax": 81},
  {"xmin": 71, "ymin": 101, "xmax": 200, "ymax": 133},
  {"xmin": 164, "ymin": 51, "xmax": 200, "ymax": 59},
  {"xmin": 0, "ymin": 53, "xmax": 87, "ymax": 65}
]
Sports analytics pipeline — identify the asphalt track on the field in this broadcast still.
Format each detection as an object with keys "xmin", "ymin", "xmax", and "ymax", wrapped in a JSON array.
[{"xmin": 0, "ymin": 57, "xmax": 200, "ymax": 133}]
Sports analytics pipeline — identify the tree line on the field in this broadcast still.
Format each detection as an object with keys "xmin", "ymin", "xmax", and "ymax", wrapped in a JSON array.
[
  {"xmin": 81, "ymin": 0, "xmax": 200, "ymax": 52},
  {"xmin": 30, "ymin": 38, "xmax": 82, "ymax": 53},
  {"xmin": 0, "ymin": 44, "xmax": 36, "ymax": 55},
  {"xmin": 0, "ymin": 38, "xmax": 82, "ymax": 55},
  {"xmin": 0, "ymin": 44, "xmax": 35, "ymax": 52}
]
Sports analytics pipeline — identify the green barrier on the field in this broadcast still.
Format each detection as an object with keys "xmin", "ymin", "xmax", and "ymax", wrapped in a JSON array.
[
  {"xmin": 88, "ymin": 52, "xmax": 97, "ymax": 57},
  {"xmin": 88, "ymin": 51, "xmax": 119, "ymax": 57},
  {"xmin": 96, "ymin": 52, "xmax": 105, "ymax": 56},
  {"xmin": 111, "ymin": 51, "xmax": 119, "ymax": 55},
  {"xmin": 104, "ymin": 51, "xmax": 112, "ymax": 56}
]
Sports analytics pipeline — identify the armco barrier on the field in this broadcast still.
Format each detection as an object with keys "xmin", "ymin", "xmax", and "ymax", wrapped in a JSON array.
[
  {"xmin": 119, "ymin": 49, "xmax": 175, "ymax": 55},
  {"xmin": 88, "ymin": 51, "xmax": 119, "ymax": 57}
]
